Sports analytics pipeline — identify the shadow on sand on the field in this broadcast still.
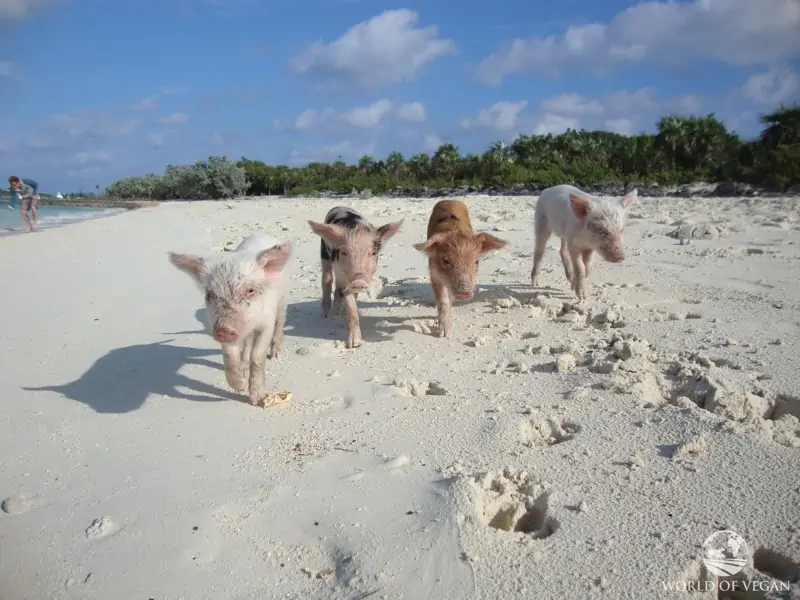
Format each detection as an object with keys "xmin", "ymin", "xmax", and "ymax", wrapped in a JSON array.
[
  {"xmin": 162, "ymin": 308, "xmax": 209, "ymax": 336},
  {"xmin": 23, "ymin": 338, "xmax": 244, "ymax": 414},
  {"xmin": 284, "ymin": 299, "xmax": 408, "ymax": 344}
]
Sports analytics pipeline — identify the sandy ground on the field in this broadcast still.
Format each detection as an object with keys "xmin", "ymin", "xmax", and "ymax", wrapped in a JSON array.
[{"xmin": 1, "ymin": 193, "xmax": 799, "ymax": 600}]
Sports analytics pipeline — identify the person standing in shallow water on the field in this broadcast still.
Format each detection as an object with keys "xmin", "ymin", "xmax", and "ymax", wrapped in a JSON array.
[{"xmin": 8, "ymin": 175, "xmax": 39, "ymax": 232}]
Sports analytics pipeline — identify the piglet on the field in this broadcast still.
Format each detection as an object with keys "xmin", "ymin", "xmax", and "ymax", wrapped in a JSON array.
[
  {"xmin": 168, "ymin": 232, "xmax": 293, "ymax": 405},
  {"xmin": 413, "ymin": 199, "xmax": 507, "ymax": 337},
  {"xmin": 530, "ymin": 184, "xmax": 637, "ymax": 300},
  {"xmin": 308, "ymin": 207, "xmax": 404, "ymax": 349}
]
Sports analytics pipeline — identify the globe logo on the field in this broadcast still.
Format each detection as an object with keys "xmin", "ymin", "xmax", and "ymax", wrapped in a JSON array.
[{"xmin": 702, "ymin": 530, "xmax": 749, "ymax": 577}]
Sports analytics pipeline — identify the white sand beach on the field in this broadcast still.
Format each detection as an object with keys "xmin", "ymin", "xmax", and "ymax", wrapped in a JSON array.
[{"xmin": 1, "ymin": 193, "xmax": 799, "ymax": 600}]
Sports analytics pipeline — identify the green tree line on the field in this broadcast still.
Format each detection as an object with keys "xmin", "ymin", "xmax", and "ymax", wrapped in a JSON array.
[{"xmin": 105, "ymin": 105, "xmax": 800, "ymax": 200}]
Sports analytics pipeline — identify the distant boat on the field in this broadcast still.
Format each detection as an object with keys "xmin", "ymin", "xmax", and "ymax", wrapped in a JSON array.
[{"xmin": 55, "ymin": 193, "xmax": 64, "ymax": 199}]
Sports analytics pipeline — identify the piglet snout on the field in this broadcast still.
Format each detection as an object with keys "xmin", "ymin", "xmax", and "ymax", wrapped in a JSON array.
[
  {"xmin": 345, "ymin": 278, "xmax": 369, "ymax": 293},
  {"xmin": 454, "ymin": 284, "xmax": 475, "ymax": 301},
  {"xmin": 213, "ymin": 324, "xmax": 239, "ymax": 343}
]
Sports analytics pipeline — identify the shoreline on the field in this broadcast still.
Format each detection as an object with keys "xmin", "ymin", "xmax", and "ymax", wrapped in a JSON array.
[
  {"xmin": 0, "ymin": 204, "xmax": 129, "ymax": 238},
  {"xmin": 36, "ymin": 199, "xmax": 159, "ymax": 209}
]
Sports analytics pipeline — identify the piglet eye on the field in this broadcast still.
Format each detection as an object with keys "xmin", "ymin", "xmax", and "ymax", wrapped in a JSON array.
[
  {"xmin": 205, "ymin": 291, "xmax": 215, "ymax": 302},
  {"xmin": 245, "ymin": 286, "xmax": 258, "ymax": 298},
  {"xmin": 341, "ymin": 251, "xmax": 348, "ymax": 257}
]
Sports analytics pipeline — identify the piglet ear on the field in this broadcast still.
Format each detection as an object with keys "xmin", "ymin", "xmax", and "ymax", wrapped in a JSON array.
[
  {"xmin": 377, "ymin": 219, "xmax": 404, "ymax": 241},
  {"xmin": 412, "ymin": 232, "xmax": 447, "ymax": 254},
  {"xmin": 308, "ymin": 220, "xmax": 346, "ymax": 247},
  {"xmin": 476, "ymin": 232, "xmax": 508, "ymax": 255},
  {"xmin": 256, "ymin": 242, "xmax": 292, "ymax": 282},
  {"xmin": 619, "ymin": 188, "xmax": 637, "ymax": 208},
  {"xmin": 168, "ymin": 252, "xmax": 205, "ymax": 283},
  {"xmin": 569, "ymin": 194, "xmax": 593, "ymax": 220}
]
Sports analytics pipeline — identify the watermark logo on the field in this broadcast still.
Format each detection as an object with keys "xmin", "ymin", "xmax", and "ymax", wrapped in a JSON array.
[{"xmin": 702, "ymin": 529, "xmax": 748, "ymax": 577}]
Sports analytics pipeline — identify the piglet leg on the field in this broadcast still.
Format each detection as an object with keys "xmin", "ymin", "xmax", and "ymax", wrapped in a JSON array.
[
  {"xmin": 222, "ymin": 342, "xmax": 247, "ymax": 392},
  {"xmin": 559, "ymin": 238, "xmax": 575, "ymax": 286},
  {"xmin": 321, "ymin": 259, "xmax": 333, "ymax": 317},
  {"xmin": 332, "ymin": 284, "xmax": 345, "ymax": 318},
  {"xmin": 342, "ymin": 293, "xmax": 362, "ymax": 348},
  {"xmin": 248, "ymin": 327, "xmax": 273, "ymax": 405},
  {"xmin": 581, "ymin": 249, "xmax": 594, "ymax": 279},
  {"xmin": 240, "ymin": 335, "xmax": 252, "ymax": 380},
  {"xmin": 569, "ymin": 244, "xmax": 588, "ymax": 300},
  {"xmin": 432, "ymin": 276, "xmax": 452, "ymax": 338},
  {"xmin": 269, "ymin": 296, "xmax": 286, "ymax": 359},
  {"xmin": 530, "ymin": 213, "xmax": 550, "ymax": 287}
]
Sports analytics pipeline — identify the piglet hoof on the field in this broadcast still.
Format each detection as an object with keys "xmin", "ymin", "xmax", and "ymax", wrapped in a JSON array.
[
  {"xmin": 531, "ymin": 276, "xmax": 540, "ymax": 288},
  {"xmin": 226, "ymin": 371, "xmax": 247, "ymax": 393},
  {"xmin": 248, "ymin": 388, "xmax": 267, "ymax": 406},
  {"xmin": 346, "ymin": 331, "xmax": 362, "ymax": 349},
  {"xmin": 268, "ymin": 340, "xmax": 283, "ymax": 360}
]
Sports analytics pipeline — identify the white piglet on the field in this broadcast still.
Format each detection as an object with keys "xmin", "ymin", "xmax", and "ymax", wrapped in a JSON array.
[
  {"xmin": 168, "ymin": 232, "xmax": 293, "ymax": 406},
  {"xmin": 530, "ymin": 184, "xmax": 637, "ymax": 300}
]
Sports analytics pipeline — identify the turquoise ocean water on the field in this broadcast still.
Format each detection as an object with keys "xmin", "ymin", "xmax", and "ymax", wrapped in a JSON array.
[{"xmin": 0, "ymin": 199, "xmax": 124, "ymax": 236}]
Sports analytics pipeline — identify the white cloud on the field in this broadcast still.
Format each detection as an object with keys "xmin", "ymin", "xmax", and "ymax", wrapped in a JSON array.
[
  {"xmin": 289, "ymin": 140, "xmax": 375, "ymax": 166},
  {"xmin": 277, "ymin": 99, "xmax": 427, "ymax": 132},
  {"xmin": 457, "ymin": 87, "xmax": 699, "ymax": 139},
  {"xmin": 461, "ymin": 101, "xmax": 529, "ymax": 133},
  {"xmin": 602, "ymin": 88, "xmax": 658, "ymax": 114},
  {"xmin": 340, "ymin": 99, "xmax": 395, "ymax": 129},
  {"xmin": 149, "ymin": 133, "xmax": 167, "ymax": 148},
  {"xmin": 130, "ymin": 95, "xmax": 160, "ymax": 111},
  {"xmin": 290, "ymin": 9, "xmax": 457, "ymax": 89},
  {"xmin": 68, "ymin": 150, "xmax": 113, "ymax": 167},
  {"xmin": 423, "ymin": 134, "xmax": 443, "ymax": 153},
  {"xmin": 31, "ymin": 112, "xmax": 138, "ymax": 149},
  {"xmin": 742, "ymin": 66, "xmax": 800, "ymax": 105},
  {"xmin": 66, "ymin": 166, "xmax": 104, "ymax": 180},
  {"xmin": 128, "ymin": 87, "xmax": 187, "ymax": 111},
  {"xmin": 534, "ymin": 113, "xmax": 580, "ymax": 135},
  {"xmin": 394, "ymin": 101, "xmax": 427, "ymax": 123},
  {"xmin": 604, "ymin": 118, "xmax": 635, "ymax": 135},
  {"xmin": 477, "ymin": 0, "xmax": 800, "ymax": 85},
  {"xmin": 0, "ymin": 0, "xmax": 63, "ymax": 21},
  {"xmin": 540, "ymin": 93, "xmax": 603, "ymax": 117},
  {"xmin": 531, "ymin": 87, "xmax": 705, "ymax": 135},
  {"xmin": 158, "ymin": 112, "xmax": 188, "ymax": 125},
  {"xmin": 0, "ymin": 61, "xmax": 12, "ymax": 76}
]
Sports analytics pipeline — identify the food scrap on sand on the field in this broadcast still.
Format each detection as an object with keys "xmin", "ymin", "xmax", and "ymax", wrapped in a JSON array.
[{"xmin": 260, "ymin": 391, "xmax": 292, "ymax": 408}]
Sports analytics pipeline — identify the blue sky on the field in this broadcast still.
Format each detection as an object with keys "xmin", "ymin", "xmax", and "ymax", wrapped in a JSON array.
[{"xmin": 1, "ymin": 0, "xmax": 798, "ymax": 192}]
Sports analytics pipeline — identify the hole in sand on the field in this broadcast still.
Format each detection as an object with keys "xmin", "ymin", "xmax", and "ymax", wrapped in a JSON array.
[
  {"xmin": 769, "ymin": 394, "xmax": 800, "ymax": 421},
  {"xmin": 521, "ymin": 417, "xmax": 581, "ymax": 447},
  {"xmin": 752, "ymin": 547, "xmax": 798, "ymax": 583},
  {"xmin": 486, "ymin": 494, "xmax": 558, "ymax": 539},
  {"xmin": 488, "ymin": 505, "xmax": 517, "ymax": 531},
  {"xmin": 514, "ymin": 504, "xmax": 557, "ymax": 538}
]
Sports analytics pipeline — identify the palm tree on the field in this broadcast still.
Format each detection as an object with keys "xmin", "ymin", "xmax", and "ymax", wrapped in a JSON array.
[
  {"xmin": 759, "ymin": 105, "xmax": 800, "ymax": 148},
  {"xmin": 432, "ymin": 143, "xmax": 461, "ymax": 184}
]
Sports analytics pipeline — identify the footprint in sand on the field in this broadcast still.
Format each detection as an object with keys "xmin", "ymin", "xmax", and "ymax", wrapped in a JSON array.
[
  {"xmin": 85, "ymin": 516, "xmax": 116, "ymax": 540},
  {"xmin": 469, "ymin": 468, "xmax": 559, "ymax": 539},
  {"xmin": 1, "ymin": 495, "xmax": 33, "ymax": 515}
]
